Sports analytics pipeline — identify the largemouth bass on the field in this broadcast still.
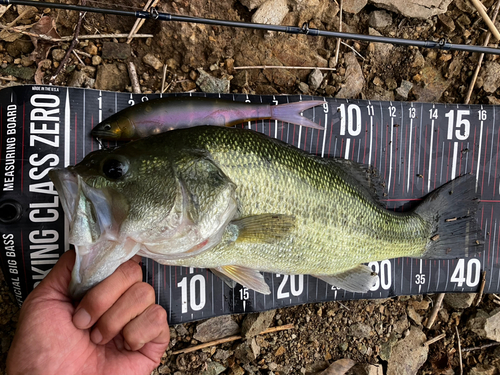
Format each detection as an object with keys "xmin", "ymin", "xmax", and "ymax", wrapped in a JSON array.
[
  {"xmin": 49, "ymin": 126, "xmax": 482, "ymax": 298},
  {"xmin": 91, "ymin": 97, "xmax": 325, "ymax": 140}
]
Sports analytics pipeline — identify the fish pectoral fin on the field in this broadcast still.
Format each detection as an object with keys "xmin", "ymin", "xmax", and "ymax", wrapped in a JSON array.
[
  {"xmin": 215, "ymin": 265, "xmax": 270, "ymax": 295},
  {"xmin": 210, "ymin": 268, "xmax": 237, "ymax": 289},
  {"xmin": 313, "ymin": 265, "xmax": 378, "ymax": 293},
  {"xmin": 231, "ymin": 214, "xmax": 295, "ymax": 244}
]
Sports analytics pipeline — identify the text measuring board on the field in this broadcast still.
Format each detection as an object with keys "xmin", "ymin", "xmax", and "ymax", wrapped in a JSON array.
[{"xmin": 0, "ymin": 85, "xmax": 498, "ymax": 324}]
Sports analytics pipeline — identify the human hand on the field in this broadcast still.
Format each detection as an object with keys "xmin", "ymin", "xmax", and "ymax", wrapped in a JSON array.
[{"xmin": 6, "ymin": 250, "xmax": 170, "ymax": 375}]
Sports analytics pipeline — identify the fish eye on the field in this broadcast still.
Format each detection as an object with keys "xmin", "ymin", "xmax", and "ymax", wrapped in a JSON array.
[
  {"xmin": 103, "ymin": 124, "xmax": 112, "ymax": 131},
  {"xmin": 102, "ymin": 157, "xmax": 129, "ymax": 179}
]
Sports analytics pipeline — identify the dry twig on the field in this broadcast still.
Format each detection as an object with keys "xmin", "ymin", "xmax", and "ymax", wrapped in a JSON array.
[
  {"xmin": 423, "ymin": 333, "xmax": 446, "ymax": 346},
  {"xmin": 49, "ymin": 2, "xmax": 86, "ymax": 83},
  {"xmin": 465, "ymin": 0, "xmax": 500, "ymax": 104},
  {"xmin": 171, "ymin": 324, "xmax": 295, "ymax": 355},
  {"xmin": 72, "ymin": 50, "xmax": 85, "ymax": 65},
  {"xmin": 426, "ymin": 293, "xmax": 445, "ymax": 329},
  {"xmin": 456, "ymin": 326, "xmax": 463, "ymax": 375},
  {"xmin": 475, "ymin": 270, "xmax": 487, "ymax": 306},
  {"xmin": 161, "ymin": 64, "xmax": 168, "ymax": 93},
  {"xmin": 126, "ymin": 0, "xmax": 160, "ymax": 44},
  {"xmin": 470, "ymin": 0, "xmax": 500, "ymax": 41},
  {"xmin": 334, "ymin": 0, "xmax": 342, "ymax": 66},
  {"xmin": 341, "ymin": 41, "xmax": 365, "ymax": 60},
  {"xmin": 127, "ymin": 62, "xmax": 141, "ymax": 94},
  {"xmin": 462, "ymin": 342, "xmax": 500, "ymax": 352}
]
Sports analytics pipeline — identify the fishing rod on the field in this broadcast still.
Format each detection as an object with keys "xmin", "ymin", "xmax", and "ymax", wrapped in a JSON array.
[{"xmin": 1, "ymin": 0, "xmax": 500, "ymax": 56}]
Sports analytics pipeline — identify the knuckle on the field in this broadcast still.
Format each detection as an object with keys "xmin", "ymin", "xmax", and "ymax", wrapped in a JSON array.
[
  {"xmin": 86, "ymin": 292, "xmax": 110, "ymax": 314},
  {"xmin": 97, "ymin": 315, "xmax": 122, "ymax": 338},
  {"xmin": 118, "ymin": 261, "xmax": 143, "ymax": 284},
  {"xmin": 148, "ymin": 305, "xmax": 167, "ymax": 325}
]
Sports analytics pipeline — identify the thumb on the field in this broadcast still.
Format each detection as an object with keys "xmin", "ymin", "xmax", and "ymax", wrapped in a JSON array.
[{"xmin": 35, "ymin": 249, "xmax": 76, "ymax": 300}]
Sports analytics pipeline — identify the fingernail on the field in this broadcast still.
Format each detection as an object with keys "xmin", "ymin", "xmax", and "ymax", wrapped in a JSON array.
[
  {"xmin": 73, "ymin": 308, "xmax": 91, "ymax": 328},
  {"xmin": 124, "ymin": 341, "xmax": 131, "ymax": 351},
  {"xmin": 91, "ymin": 328, "xmax": 103, "ymax": 345}
]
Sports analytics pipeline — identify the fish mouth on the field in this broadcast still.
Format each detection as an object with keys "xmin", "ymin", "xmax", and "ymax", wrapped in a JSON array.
[
  {"xmin": 50, "ymin": 168, "xmax": 135, "ymax": 299},
  {"xmin": 48, "ymin": 168, "xmax": 79, "ymax": 225},
  {"xmin": 91, "ymin": 126, "xmax": 118, "ymax": 139}
]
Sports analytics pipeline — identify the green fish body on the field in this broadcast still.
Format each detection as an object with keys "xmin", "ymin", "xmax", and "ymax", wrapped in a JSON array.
[{"xmin": 49, "ymin": 126, "xmax": 482, "ymax": 298}]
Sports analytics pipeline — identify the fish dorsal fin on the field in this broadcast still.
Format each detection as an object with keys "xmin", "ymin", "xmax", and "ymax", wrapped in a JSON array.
[
  {"xmin": 214, "ymin": 265, "xmax": 270, "ymax": 295},
  {"xmin": 313, "ymin": 264, "xmax": 378, "ymax": 293},
  {"xmin": 325, "ymin": 159, "xmax": 387, "ymax": 206},
  {"xmin": 230, "ymin": 214, "xmax": 296, "ymax": 243}
]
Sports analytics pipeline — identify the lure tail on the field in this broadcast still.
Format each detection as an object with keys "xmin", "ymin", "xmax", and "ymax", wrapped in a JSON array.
[
  {"xmin": 270, "ymin": 100, "xmax": 325, "ymax": 130},
  {"xmin": 414, "ymin": 174, "xmax": 483, "ymax": 259}
]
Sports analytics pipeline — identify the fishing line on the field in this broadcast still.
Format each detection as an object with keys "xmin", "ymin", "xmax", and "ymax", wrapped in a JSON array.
[{"xmin": 1, "ymin": 0, "xmax": 500, "ymax": 55}]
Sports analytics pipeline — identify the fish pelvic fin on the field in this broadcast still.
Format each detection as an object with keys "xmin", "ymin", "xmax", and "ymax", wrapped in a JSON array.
[
  {"xmin": 214, "ymin": 265, "xmax": 270, "ymax": 295},
  {"xmin": 313, "ymin": 264, "xmax": 378, "ymax": 293},
  {"xmin": 415, "ymin": 174, "xmax": 483, "ymax": 259},
  {"xmin": 270, "ymin": 100, "xmax": 325, "ymax": 130},
  {"xmin": 230, "ymin": 214, "xmax": 295, "ymax": 244}
]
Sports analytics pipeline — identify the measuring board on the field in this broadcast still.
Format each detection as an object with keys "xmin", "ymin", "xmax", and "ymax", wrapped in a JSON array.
[{"xmin": 0, "ymin": 85, "xmax": 498, "ymax": 324}]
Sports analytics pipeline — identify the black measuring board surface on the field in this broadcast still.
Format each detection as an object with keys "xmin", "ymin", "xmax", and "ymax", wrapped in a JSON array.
[{"xmin": 0, "ymin": 85, "xmax": 498, "ymax": 324}]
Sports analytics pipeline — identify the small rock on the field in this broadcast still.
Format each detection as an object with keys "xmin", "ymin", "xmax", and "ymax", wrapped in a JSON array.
[
  {"xmin": 0, "ymin": 64, "xmax": 35, "ymax": 80},
  {"xmin": 196, "ymin": 68, "xmax": 230, "ymax": 93},
  {"xmin": 308, "ymin": 69, "xmax": 324, "ymax": 91},
  {"xmin": 38, "ymin": 59, "xmax": 51, "ymax": 69},
  {"xmin": 481, "ymin": 62, "xmax": 500, "ymax": 93},
  {"xmin": 158, "ymin": 365, "xmax": 170, "ymax": 374},
  {"xmin": 339, "ymin": 341, "xmax": 349, "ymax": 351},
  {"xmin": 407, "ymin": 305, "xmax": 423, "ymax": 325},
  {"xmin": 298, "ymin": 81, "xmax": 310, "ymax": 93},
  {"xmin": 92, "ymin": 55, "xmax": 102, "ymax": 66},
  {"xmin": 343, "ymin": 0, "xmax": 368, "ymax": 14},
  {"xmin": 369, "ymin": 10, "xmax": 392, "ymax": 29},
  {"xmin": 252, "ymin": 0, "xmax": 288, "ymax": 25},
  {"xmin": 412, "ymin": 65, "xmax": 450, "ymax": 102},
  {"xmin": 95, "ymin": 63, "xmax": 129, "ymax": 91},
  {"xmin": 368, "ymin": 28, "xmax": 393, "ymax": 63},
  {"xmin": 347, "ymin": 363, "xmax": 384, "ymax": 375},
  {"xmin": 395, "ymin": 80, "xmax": 413, "ymax": 100},
  {"xmin": 349, "ymin": 323, "xmax": 372, "ymax": 339},
  {"xmin": 201, "ymin": 362, "xmax": 226, "ymax": 375},
  {"xmin": 468, "ymin": 308, "xmax": 500, "ymax": 342},
  {"xmin": 318, "ymin": 359, "xmax": 356, "ymax": 375},
  {"xmin": 387, "ymin": 326, "xmax": 428, "ymax": 375},
  {"xmin": 101, "ymin": 42, "xmax": 131, "ymax": 60},
  {"xmin": 393, "ymin": 314, "xmax": 410, "ymax": 334},
  {"xmin": 214, "ymin": 349, "xmax": 232, "ymax": 361},
  {"xmin": 336, "ymin": 52, "xmax": 364, "ymax": 98},
  {"xmin": 412, "ymin": 51, "xmax": 425, "ymax": 68},
  {"xmin": 275, "ymin": 345, "xmax": 286, "ymax": 356},
  {"xmin": 242, "ymin": 310, "xmax": 276, "ymax": 339},
  {"xmin": 235, "ymin": 340, "xmax": 256, "ymax": 363},
  {"xmin": 379, "ymin": 334, "xmax": 399, "ymax": 361},
  {"xmin": 444, "ymin": 293, "xmax": 476, "ymax": 309},
  {"xmin": 230, "ymin": 364, "xmax": 245, "ymax": 375},
  {"xmin": 69, "ymin": 70, "xmax": 91, "ymax": 88},
  {"xmin": 143, "ymin": 53, "xmax": 163, "ymax": 71},
  {"xmin": 240, "ymin": 0, "xmax": 267, "ymax": 10},
  {"xmin": 373, "ymin": 76, "xmax": 383, "ymax": 86},
  {"xmin": 193, "ymin": 315, "xmax": 240, "ymax": 343},
  {"xmin": 51, "ymin": 49, "xmax": 66, "ymax": 62},
  {"xmin": 81, "ymin": 66, "xmax": 96, "ymax": 76},
  {"xmin": 85, "ymin": 42, "xmax": 98, "ymax": 56},
  {"xmin": 437, "ymin": 13, "xmax": 455, "ymax": 33},
  {"xmin": 370, "ymin": 0, "xmax": 452, "ymax": 19},
  {"xmin": 468, "ymin": 364, "xmax": 497, "ymax": 375},
  {"xmin": 181, "ymin": 80, "xmax": 197, "ymax": 91},
  {"xmin": 21, "ymin": 56, "xmax": 34, "ymax": 67},
  {"xmin": 250, "ymin": 338, "xmax": 260, "ymax": 358}
]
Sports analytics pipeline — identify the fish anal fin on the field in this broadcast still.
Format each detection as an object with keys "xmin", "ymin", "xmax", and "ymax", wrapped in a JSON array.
[
  {"xmin": 215, "ymin": 265, "xmax": 270, "ymax": 295},
  {"xmin": 231, "ymin": 214, "xmax": 295, "ymax": 244},
  {"xmin": 313, "ymin": 265, "xmax": 378, "ymax": 293},
  {"xmin": 210, "ymin": 268, "xmax": 237, "ymax": 289}
]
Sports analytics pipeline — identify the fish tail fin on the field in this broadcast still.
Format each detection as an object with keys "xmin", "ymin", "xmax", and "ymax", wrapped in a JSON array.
[
  {"xmin": 414, "ymin": 174, "xmax": 483, "ymax": 259},
  {"xmin": 270, "ymin": 100, "xmax": 325, "ymax": 130}
]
